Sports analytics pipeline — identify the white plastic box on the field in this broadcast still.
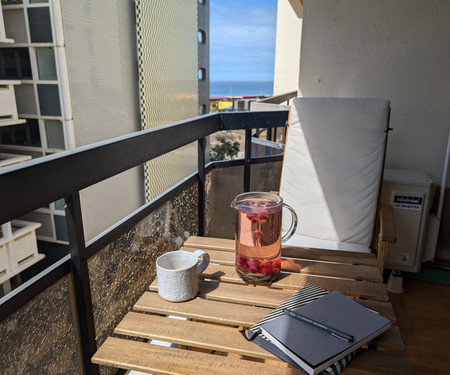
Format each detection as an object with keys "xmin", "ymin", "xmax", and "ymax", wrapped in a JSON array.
[
  {"xmin": 0, "ymin": 220, "xmax": 44, "ymax": 285},
  {"xmin": 380, "ymin": 169, "xmax": 434, "ymax": 272}
]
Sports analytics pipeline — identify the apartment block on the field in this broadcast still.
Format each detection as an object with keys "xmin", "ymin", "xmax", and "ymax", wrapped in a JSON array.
[{"xmin": 0, "ymin": 0, "xmax": 207, "ymax": 245}]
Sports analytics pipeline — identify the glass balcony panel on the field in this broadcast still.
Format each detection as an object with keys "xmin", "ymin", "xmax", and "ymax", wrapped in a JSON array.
[
  {"xmin": 206, "ymin": 162, "xmax": 283, "ymax": 239},
  {"xmin": 36, "ymin": 47, "xmax": 57, "ymax": 80},
  {"xmin": 54, "ymin": 215, "xmax": 68, "ymax": 242},
  {"xmin": 20, "ymin": 211, "xmax": 53, "ymax": 238},
  {"xmin": 54, "ymin": 198, "xmax": 65, "ymax": 211},
  {"xmin": 45, "ymin": 119, "xmax": 64, "ymax": 149}
]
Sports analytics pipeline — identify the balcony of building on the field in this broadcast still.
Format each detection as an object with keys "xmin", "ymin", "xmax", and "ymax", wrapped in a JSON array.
[
  {"xmin": 0, "ymin": 100, "xmax": 293, "ymax": 373},
  {"xmin": 1, "ymin": 0, "xmax": 450, "ymax": 374},
  {"xmin": 0, "ymin": 91, "xmax": 449, "ymax": 374}
]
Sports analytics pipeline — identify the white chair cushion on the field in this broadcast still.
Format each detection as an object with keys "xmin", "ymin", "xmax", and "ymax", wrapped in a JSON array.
[
  {"xmin": 283, "ymin": 233, "xmax": 371, "ymax": 253},
  {"xmin": 280, "ymin": 97, "xmax": 390, "ymax": 252}
]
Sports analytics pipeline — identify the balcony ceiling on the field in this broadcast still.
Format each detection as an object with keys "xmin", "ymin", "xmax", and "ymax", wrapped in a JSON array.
[{"xmin": 289, "ymin": 0, "xmax": 303, "ymax": 18}]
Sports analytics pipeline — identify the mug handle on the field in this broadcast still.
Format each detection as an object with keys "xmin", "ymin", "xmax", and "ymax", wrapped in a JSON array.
[
  {"xmin": 281, "ymin": 203, "xmax": 298, "ymax": 243},
  {"xmin": 193, "ymin": 249, "xmax": 210, "ymax": 273}
]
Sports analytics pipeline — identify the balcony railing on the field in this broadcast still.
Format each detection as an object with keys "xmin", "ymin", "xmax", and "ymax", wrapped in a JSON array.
[{"xmin": 0, "ymin": 109, "xmax": 290, "ymax": 375}]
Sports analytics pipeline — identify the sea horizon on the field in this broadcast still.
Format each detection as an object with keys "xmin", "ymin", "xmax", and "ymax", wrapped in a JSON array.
[{"xmin": 210, "ymin": 80, "xmax": 273, "ymax": 98}]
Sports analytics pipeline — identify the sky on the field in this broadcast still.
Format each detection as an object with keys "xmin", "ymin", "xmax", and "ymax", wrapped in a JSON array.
[{"xmin": 209, "ymin": 0, "xmax": 278, "ymax": 82}]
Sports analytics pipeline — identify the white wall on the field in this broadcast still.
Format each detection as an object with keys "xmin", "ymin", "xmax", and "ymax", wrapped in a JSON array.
[
  {"xmin": 273, "ymin": 0, "xmax": 302, "ymax": 96},
  {"xmin": 299, "ymin": 0, "xmax": 450, "ymax": 188}
]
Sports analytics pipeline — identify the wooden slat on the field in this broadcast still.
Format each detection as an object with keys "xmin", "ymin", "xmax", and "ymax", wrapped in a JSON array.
[
  {"xmin": 135, "ymin": 289, "xmax": 396, "ymax": 326},
  {"xmin": 342, "ymin": 348, "xmax": 413, "ymax": 375},
  {"xmin": 184, "ymin": 236, "xmax": 235, "ymax": 252},
  {"xmin": 115, "ymin": 312, "xmax": 273, "ymax": 360},
  {"xmin": 134, "ymin": 291, "xmax": 272, "ymax": 327},
  {"xmin": 281, "ymin": 259, "xmax": 382, "ymax": 282},
  {"xmin": 149, "ymin": 279, "xmax": 394, "ymax": 319},
  {"xmin": 92, "ymin": 337, "xmax": 300, "ymax": 375},
  {"xmin": 93, "ymin": 236, "xmax": 409, "ymax": 375},
  {"xmin": 198, "ymin": 263, "xmax": 389, "ymax": 301},
  {"xmin": 356, "ymin": 299, "xmax": 396, "ymax": 323},
  {"xmin": 281, "ymin": 246, "xmax": 377, "ymax": 267},
  {"xmin": 136, "ymin": 292, "xmax": 403, "ymax": 351},
  {"xmin": 150, "ymin": 279, "xmax": 295, "ymax": 308},
  {"xmin": 117, "ymin": 311, "xmax": 404, "ymax": 358},
  {"xmin": 370, "ymin": 325, "xmax": 405, "ymax": 351},
  {"xmin": 93, "ymin": 337, "xmax": 411, "ymax": 375},
  {"xmin": 183, "ymin": 236, "xmax": 378, "ymax": 267},
  {"xmin": 180, "ymin": 247, "xmax": 235, "ymax": 264},
  {"xmin": 180, "ymin": 247, "xmax": 383, "ymax": 282}
]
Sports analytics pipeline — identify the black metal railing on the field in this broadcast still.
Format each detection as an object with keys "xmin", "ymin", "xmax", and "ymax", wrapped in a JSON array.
[
  {"xmin": 259, "ymin": 90, "xmax": 297, "ymax": 105},
  {"xmin": 0, "ymin": 110, "xmax": 289, "ymax": 375},
  {"xmin": 255, "ymin": 90, "xmax": 297, "ymax": 141}
]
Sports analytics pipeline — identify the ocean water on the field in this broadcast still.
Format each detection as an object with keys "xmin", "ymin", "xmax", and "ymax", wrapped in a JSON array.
[{"xmin": 210, "ymin": 81, "xmax": 273, "ymax": 98}]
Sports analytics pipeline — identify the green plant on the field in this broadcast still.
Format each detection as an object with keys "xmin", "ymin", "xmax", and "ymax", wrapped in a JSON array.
[
  {"xmin": 210, "ymin": 101, "xmax": 218, "ymax": 113},
  {"xmin": 210, "ymin": 133, "xmax": 241, "ymax": 161}
]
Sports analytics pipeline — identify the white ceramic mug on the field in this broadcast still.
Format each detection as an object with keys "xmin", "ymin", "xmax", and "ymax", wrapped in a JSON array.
[{"xmin": 156, "ymin": 250, "xmax": 210, "ymax": 302}]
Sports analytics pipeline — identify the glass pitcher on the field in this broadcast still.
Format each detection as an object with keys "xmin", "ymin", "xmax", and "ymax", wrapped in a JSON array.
[{"xmin": 231, "ymin": 192, "xmax": 298, "ymax": 284}]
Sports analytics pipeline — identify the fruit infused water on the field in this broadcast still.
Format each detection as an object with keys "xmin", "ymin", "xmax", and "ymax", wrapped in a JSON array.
[{"xmin": 234, "ymin": 198, "xmax": 282, "ymax": 283}]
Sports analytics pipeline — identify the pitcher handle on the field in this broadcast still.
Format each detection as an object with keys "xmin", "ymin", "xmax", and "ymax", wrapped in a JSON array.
[
  {"xmin": 193, "ymin": 249, "xmax": 210, "ymax": 274},
  {"xmin": 281, "ymin": 203, "xmax": 298, "ymax": 243}
]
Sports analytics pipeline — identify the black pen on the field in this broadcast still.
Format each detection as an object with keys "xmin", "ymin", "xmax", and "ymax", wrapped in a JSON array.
[{"xmin": 283, "ymin": 308, "xmax": 354, "ymax": 342}]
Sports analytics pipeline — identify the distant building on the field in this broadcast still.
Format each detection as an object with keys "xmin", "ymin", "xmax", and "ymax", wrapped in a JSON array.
[
  {"xmin": 210, "ymin": 95, "xmax": 267, "ymax": 113},
  {"xmin": 0, "ymin": 0, "xmax": 208, "ymax": 243}
]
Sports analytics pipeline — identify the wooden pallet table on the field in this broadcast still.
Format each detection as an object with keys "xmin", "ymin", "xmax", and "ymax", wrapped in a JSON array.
[{"xmin": 92, "ymin": 236, "xmax": 413, "ymax": 374}]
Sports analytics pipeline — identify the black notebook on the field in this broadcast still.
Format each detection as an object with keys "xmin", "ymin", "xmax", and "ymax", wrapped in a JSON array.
[{"xmin": 252, "ymin": 286, "xmax": 391, "ymax": 375}]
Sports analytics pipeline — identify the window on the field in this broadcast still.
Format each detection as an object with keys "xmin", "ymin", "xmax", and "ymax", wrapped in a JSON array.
[
  {"xmin": 54, "ymin": 215, "xmax": 68, "ymax": 241},
  {"xmin": 36, "ymin": 48, "xmax": 57, "ymax": 80},
  {"xmin": 1, "ymin": 49, "xmax": 16, "ymax": 78},
  {"xmin": 15, "ymin": 84, "xmax": 38, "ymax": 114},
  {"xmin": 37, "ymin": 84, "xmax": 61, "ymax": 116},
  {"xmin": 198, "ymin": 105, "xmax": 206, "ymax": 115},
  {"xmin": 198, "ymin": 30, "xmax": 206, "ymax": 44},
  {"xmin": 0, "ymin": 119, "xmax": 41, "ymax": 147},
  {"xmin": 28, "ymin": 7, "xmax": 53, "ymax": 43},
  {"xmin": 19, "ymin": 49, "xmax": 32, "ymax": 77},
  {"xmin": 45, "ymin": 120, "xmax": 64, "ymax": 149},
  {"xmin": 198, "ymin": 68, "xmax": 205, "ymax": 81},
  {"xmin": 0, "ymin": 48, "xmax": 32, "ymax": 79},
  {"xmin": 54, "ymin": 199, "xmax": 65, "ymax": 211}
]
